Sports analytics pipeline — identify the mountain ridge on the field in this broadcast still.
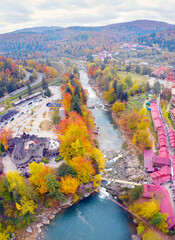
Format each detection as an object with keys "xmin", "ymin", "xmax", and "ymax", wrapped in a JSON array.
[{"xmin": 0, "ymin": 19, "xmax": 175, "ymax": 58}]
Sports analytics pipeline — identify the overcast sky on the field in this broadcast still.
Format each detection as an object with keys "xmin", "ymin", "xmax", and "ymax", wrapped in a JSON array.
[{"xmin": 0, "ymin": 0, "xmax": 175, "ymax": 34}]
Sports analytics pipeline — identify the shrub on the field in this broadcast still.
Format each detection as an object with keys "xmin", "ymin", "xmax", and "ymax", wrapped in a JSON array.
[
  {"xmin": 57, "ymin": 162, "xmax": 77, "ymax": 178},
  {"xmin": 42, "ymin": 157, "xmax": 49, "ymax": 163},
  {"xmin": 55, "ymin": 156, "xmax": 63, "ymax": 162},
  {"xmin": 130, "ymin": 185, "xmax": 144, "ymax": 201}
]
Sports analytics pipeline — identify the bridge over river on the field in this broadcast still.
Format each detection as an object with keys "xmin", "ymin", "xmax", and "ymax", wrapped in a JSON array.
[{"xmin": 101, "ymin": 177, "xmax": 142, "ymax": 186}]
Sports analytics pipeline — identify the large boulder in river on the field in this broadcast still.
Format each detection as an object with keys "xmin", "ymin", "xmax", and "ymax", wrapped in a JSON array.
[{"xmin": 105, "ymin": 151, "xmax": 116, "ymax": 160}]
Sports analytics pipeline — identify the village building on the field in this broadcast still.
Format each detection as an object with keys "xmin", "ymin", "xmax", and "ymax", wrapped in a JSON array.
[
  {"xmin": 152, "ymin": 66, "xmax": 169, "ymax": 78},
  {"xmin": 143, "ymin": 184, "xmax": 175, "ymax": 230},
  {"xmin": 164, "ymin": 71, "xmax": 175, "ymax": 89},
  {"xmin": 8, "ymin": 133, "xmax": 60, "ymax": 169},
  {"xmin": 170, "ymin": 109, "xmax": 175, "ymax": 122}
]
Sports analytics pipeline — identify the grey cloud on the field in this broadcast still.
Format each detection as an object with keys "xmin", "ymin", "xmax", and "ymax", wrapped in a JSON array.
[{"xmin": 1, "ymin": 0, "xmax": 175, "ymax": 33}]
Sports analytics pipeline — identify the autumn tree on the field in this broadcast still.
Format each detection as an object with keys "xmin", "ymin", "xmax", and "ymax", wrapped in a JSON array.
[
  {"xmin": 57, "ymin": 162, "xmax": 77, "ymax": 178},
  {"xmin": 0, "ymin": 129, "xmax": 12, "ymax": 150},
  {"xmin": 27, "ymin": 81, "xmax": 32, "ymax": 95},
  {"xmin": 112, "ymin": 100, "xmax": 125, "ymax": 116},
  {"xmin": 52, "ymin": 108, "xmax": 61, "ymax": 125},
  {"xmin": 104, "ymin": 88, "xmax": 116, "ymax": 104},
  {"xmin": 29, "ymin": 162, "xmax": 52, "ymax": 194},
  {"xmin": 60, "ymin": 175, "xmax": 79, "ymax": 195},
  {"xmin": 70, "ymin": 156, "xmax": 95, "ymax": 184},
  {"xmin": 59, "ymin": 122, "xmax": 92, "ymax": 161},
  {"xmin": 4, "ymin": 96, "xmax": 11, "ymax": 109}
]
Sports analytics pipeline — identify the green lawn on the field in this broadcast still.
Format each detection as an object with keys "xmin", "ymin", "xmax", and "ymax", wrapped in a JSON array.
[
  {"xmin": 118, "ymin": 71, "xmax": 148, "ymax": 84},
  {"xmin": 126, "ymin": 93, "xmax": 148, "ymax": 110}
]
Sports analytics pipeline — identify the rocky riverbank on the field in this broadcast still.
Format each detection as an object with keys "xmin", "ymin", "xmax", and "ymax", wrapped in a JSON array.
[{"xmin": 88, "ymin": 76, "xmax": 152, "ymax": 198}]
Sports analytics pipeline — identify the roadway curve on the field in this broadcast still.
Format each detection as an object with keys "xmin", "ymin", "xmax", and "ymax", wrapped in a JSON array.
[{"xmin": 0, "ymin": 72, "xmax": 43, "ymax": 102}]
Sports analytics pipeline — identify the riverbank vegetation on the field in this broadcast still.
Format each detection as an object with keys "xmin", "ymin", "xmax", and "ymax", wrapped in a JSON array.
[
  {"xmin": 0, "ymin": 66, "xmax": 105, "ymax": 239},
  {"xmin": 87, "ymin": 59, "xmax": 152, "ymax": 151},
  {"xmin": 119, "ymin": 186, "xmax": 171, "ymax": 239}
]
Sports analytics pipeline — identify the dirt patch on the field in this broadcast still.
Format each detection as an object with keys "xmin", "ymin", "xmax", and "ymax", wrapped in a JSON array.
[
  {"xmin": 39, "ymin": 120, "xmax": 54, "ymax": 131},
  {"xmin": 22, "ymin": 128, "xmax": 32, "ymax": 133},
  {"xmin": 42, "ymin": 112, "xmax": 47, "ymax": 118},
  {"xmin": 43, "ymin": 111, "xmax": 53, "ymax": 119},
  {"xmin": 32, "ymin": 114, "xmax": 37, "ymax": 118},
  {"xmin": 27, "ymin": 119, "xmax": 35, "ymax": 127}
]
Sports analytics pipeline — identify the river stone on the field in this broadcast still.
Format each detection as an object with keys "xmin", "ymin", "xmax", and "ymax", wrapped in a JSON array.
[
  {"xmin": 42, "ymin": 218, "xmax": 50, "ymax": 224},
  {"xmin": 131, "ymin": 235, "xmax": 141, "ymax": 240},
  {"xmin": 84, "ymin": 192, "xmax": 90, "ymax": 198},
  {"xmin": 49, "ymin": 214, "xmax": 55, "ymax": 220},
  {"xmin": 133, "ymin": 219, "xmax": 138, "ymax": 224},
  {"xmin": 52, "ymin": 209, "xmax": 59, "ymax": 214},
  {"xmin": 26, "ymin": 226, "xmax": 32, "ymax": 233},
  {"xmin": 36, "ymin": 223, "xmax": 43, "ymax": 228}
]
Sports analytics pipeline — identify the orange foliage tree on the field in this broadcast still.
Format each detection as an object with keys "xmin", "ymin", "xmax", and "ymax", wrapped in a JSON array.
[
  {"xmin": 70, "ymin": 156, "xmax": 95, "ymax": 184},
  {"xmin": 62, "ymin": 92, "xmax": 72, "ymax": 115},
  {"xmin": 0, "ymin": 129, "xmax": 12, "ymax": 150},
  {"xmin": 60, "ymin": 175, "xmax": 79, "ymax": 195}
]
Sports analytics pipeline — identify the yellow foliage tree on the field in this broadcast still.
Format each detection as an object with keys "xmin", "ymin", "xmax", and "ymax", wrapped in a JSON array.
[
  {"xmin": 29, "ymin": 162, "xmax": 52, "ymax": 194},
  {"xmin": 132, "ymin": 130, "xmax": 152, "ymax": 150},
  {"xmin": 15, "ymin": 196, "xmax": 36, "ymax": 215},
  {"xmin": 60, "ymin": 175, "xmax": 79, "ymax": 195},
  {"xmin": 70, "ymin": 156, "xmax": 95, "ymax": 184},
  {"xmin": 93, "ymin": 174, "xmax": 101, "ymax": 188},
  {"xmin": 142, "ymin": 230, "xmax": 164, "ymax": 240},
  {"xmin": 129, "ymin": 199, "xmax": 160, "ymax": 221},
  {"xmin": 59, "ymin": 124, "xmax": 93, "ymax": 161},
  {"xmin": 90, "ymin": 148, "xmax": 105, "ymax": 171},
  {"xmin": 112, "ymin": 100, "xmax": 125, "ymax": 116}
]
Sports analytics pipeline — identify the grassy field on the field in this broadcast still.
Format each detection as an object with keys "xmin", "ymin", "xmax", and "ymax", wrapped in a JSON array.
[
  {"xmin": 118, "ymin": 71, "xmax": 148, "ymax": 84},
  {"xmin": 126, "ymin": 92, "xmax": 148, "ymax": 110}
]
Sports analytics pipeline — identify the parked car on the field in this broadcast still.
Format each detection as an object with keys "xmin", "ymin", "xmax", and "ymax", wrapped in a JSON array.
[
  {"xmin": 28, "ymin": 102, "xmax": 32, "ymax": 105},
  {"xmin": 18, "ymin": 112, "xmax": 24, "ymax": 117},
  {"xmin": 10, "ymin": 118, "xmax": 14, "ymax": 122},
  {"xmin": 4, "ymin": 121, "xmax": 8, "ymax": 126}
]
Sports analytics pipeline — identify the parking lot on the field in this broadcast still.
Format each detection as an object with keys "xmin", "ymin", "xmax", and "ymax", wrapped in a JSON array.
[{"xmin": 1, "ymin": 86, "xmax": 62, "ymax": 139}]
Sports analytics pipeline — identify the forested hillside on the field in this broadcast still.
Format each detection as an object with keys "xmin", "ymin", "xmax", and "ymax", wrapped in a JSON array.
[
  {"xmin": 0, "ymin": 20, "xmax": 175, "ymax": 59},
  {"xmin": 0, "ymin": 57, "xmax": 57, "ymax": 97}
]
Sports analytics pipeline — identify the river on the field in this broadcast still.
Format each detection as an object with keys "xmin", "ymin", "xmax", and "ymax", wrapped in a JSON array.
[{"xmin": 43, "ymin": 69, "xmax": 133, "ymax": 240}]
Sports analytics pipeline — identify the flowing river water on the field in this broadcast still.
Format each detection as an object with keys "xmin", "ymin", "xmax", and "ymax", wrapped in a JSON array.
[{"xmin": 43, "ymin": 69, "xmax": 133, "ymax": 240}]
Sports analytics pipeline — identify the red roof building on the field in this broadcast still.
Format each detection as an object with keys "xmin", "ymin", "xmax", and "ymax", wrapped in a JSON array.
[
  {"xmin": 143, "ymin": 184, "xmax": 175, "ymax": 230},
  {"xmin": 153, "ymin": 118, "xmax": 162, "ymax": 130},
  {"xmin": 159, "ymin": 147, "xmax": 170, "ymax": 159},
  {"xmin": 153, "ymin": 155, "xmax": 171, "ymax": 167},
  {"xmin": 169, "ymin": 129, "xmax": 175, "ymax": 148},
  {"xmin": 165, "ymin": 71, "xmax": 175, "ymax": 89},
  {"xmin": 144, "ymin": 150, "xmax": 155, "ymax": 172},
  {"xmin": 170, "ymin": 109, "xmax": 175, "ymax": 122}
]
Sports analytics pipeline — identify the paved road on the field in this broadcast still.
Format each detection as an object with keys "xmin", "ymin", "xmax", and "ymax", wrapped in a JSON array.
[
  {"xmin": 23, "ymin": 71, "xmax": 31, "ymax": 82},
  {"xmin": 0, "ymin": 72, "xmax": 43, "ymax": 102}
]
